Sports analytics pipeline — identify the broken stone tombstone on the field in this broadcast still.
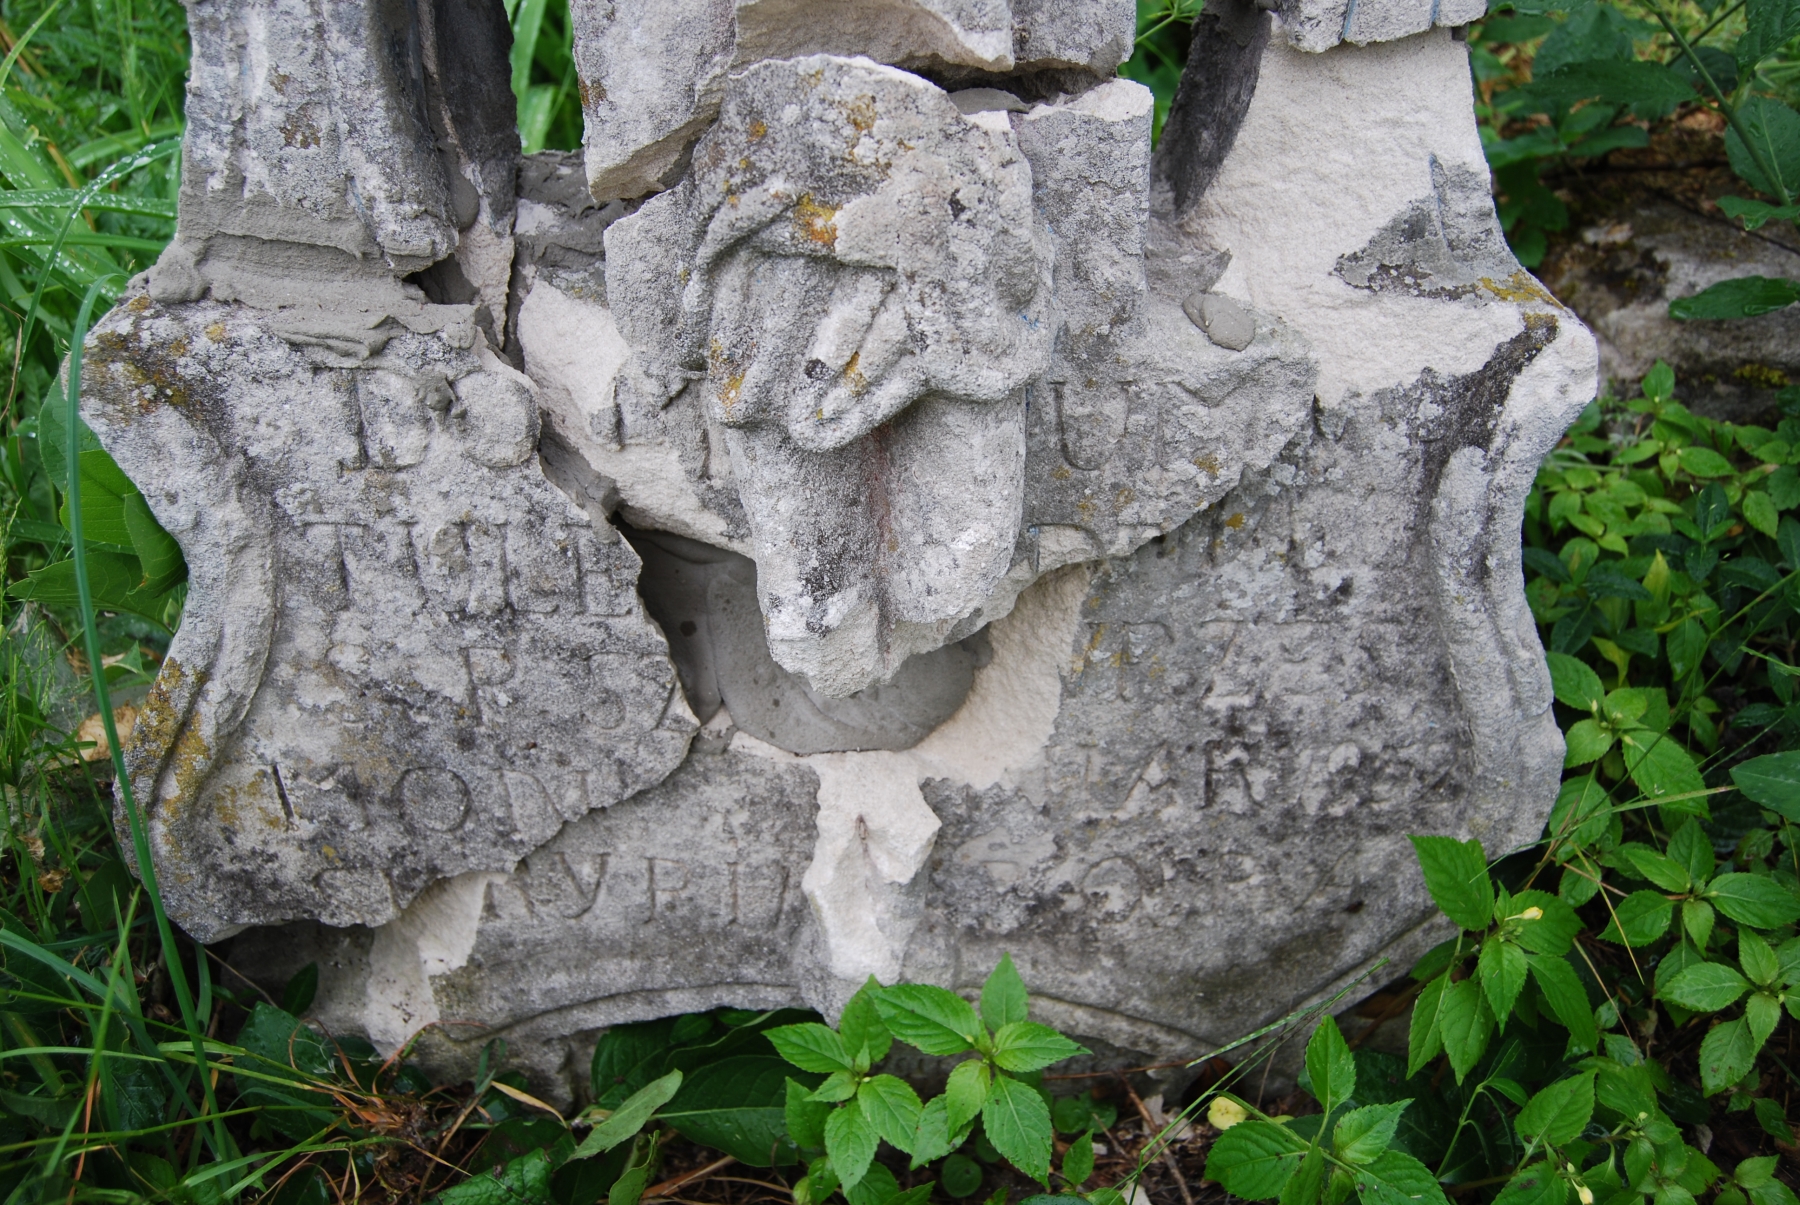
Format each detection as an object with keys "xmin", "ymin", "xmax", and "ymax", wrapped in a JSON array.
[{"xmin": 88, "ymin": 0, "xmax": 1596, "ymax": 1103}]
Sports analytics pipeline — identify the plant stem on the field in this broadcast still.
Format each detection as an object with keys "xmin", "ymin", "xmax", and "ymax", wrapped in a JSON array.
[{"xmin": 1643, "ymin": 0, "xmax": 1791, "ymax": 207}]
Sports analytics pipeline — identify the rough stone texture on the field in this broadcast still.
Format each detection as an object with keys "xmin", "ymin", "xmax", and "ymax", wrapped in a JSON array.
[
  {"xmin": 1275, "ymin": 0, "xmax": 1486, "ymax": 53},
  {"xmin": 89, "ymin": 0, "xmax": 1599, "ymax": 1103},
  {"xmin": 1536, "ymin": 196, "xmax": 1800, "ymax": 422},
  {"xmin": 82, "ymin": 292, "xmax": 695, "ymax": 940},
  {"xmin": 570, "ymin": 0, "xmax": 1136, "ymax": 201}
]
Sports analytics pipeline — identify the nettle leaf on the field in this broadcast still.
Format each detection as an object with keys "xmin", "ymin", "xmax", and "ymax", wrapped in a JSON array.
[
  {"xmin": 1738, "ymin": 0, "xmax": 1800, "ymax": 68},
  {"xmin": 1667, "ymin": 820, "xmax": 1715, "ymax": 886},
  {"xmin": 1061, "ymin": 1130, "xmax": 1095, "ymax": 1188},
  {"xmin": 875, "ymin": 986, "xmax": 982, "ymax": 1056},
  {"xmin": 1599, "ymin": 890, "xmax": 1675, "ymax": 947},
  {"xmin": 768, "ymin": 1023, "xmax": 853, "ymax": 1074},
  {"xmin": 1408, "ymin": 973, "xmax": 1449, "ymax": 1077},
  {"xmin": 1438, "ymin": 978, "xmax": 1494, "ymax": 1083},
  {"xmin": 659, "ymin": 1059, "xmax": 800, "ymax": 1167},
  {"xmin": 824, "ymin": 1096, "xmax": 879, "ymax": 1189},
  {"xmin": 1699, "ymin": 1017, "xmax": 1761, "ymax": 1096},
  {"xmin": 1511, "ymin": 891, "xmax": 1581, "ymax": 956},
  {"xmin": 1526, "ymin": 954, "xmax": 1598, "ymax": 1054},
  {"xmin": 1682, "ymin": 900, "xmax": 1716, "ymax": 953},
  {"xmin": 1620, "ymin": 730, "xmax": 1705, "ymax": 803},
  {"xmin": 1280, "ymin": 1146, "xmax": 1326, "ymax": 1205},
  {"xmin": 1708, "ymin": 874, "xmax": 1800, "ymax": 929},
  {"xmin": 858, "ymin": 1075, "xmax": 923, "ymax": 1154},
  {"xmin": 1492, "ymin": 1163, "xmax": 1570, "ymax": 1205},
  {"xmin": 908, "ymin": 1095, "xmax": 974, "ymax": 1168},
  {"xmin": 809, "ymin": 1071, "xmax": 858, "ymax": 1103},
  {"xmin": 1333, "ymin": 1101, "xmax": 1410, "ymax": 1165},
  {"xmin": 1305, "ymin": 1015, "xmax": 1356, "ymax": 1111},
  {"xmin": 1480, "ymin": 936, "xmax": 1528, "ymax": 1025},
  {"xmin": 944, "ymin": 1059, "xmax": 990, "ymax": 1133},
  {"xmin": 1205, "ymin": 1121, "xmax": 1308, "ymax": 1201},
  {"xmin": 1353, "ymin": 1149, "xmax": 1452, "ymax": 1205},
  {"xmin": 1745, "ymin": 992, "xmax": 1782, "ymax": 1046},
  {"xmin": 1740, "ymin": 930, "xmax": 1781, "ymax": 987},
  {"xmin": 787, "ymin": 1078, "xmax": 830, "ymax": 1150},
  {"xmin": 1409, "ymin": 836, "xmax": 1495, "ymax": 932},
  {"xmin": 1563, "ymin": 719, "xmax": 1615, "ymax": 768},
  {"xmin": 1727, "ymin": 96, "xmax": 1800, "ymax": 202},
  {"xmin": 1621, "ymin": 845, "xmax": 1692, "ymax": 893},
  {"xmin": 982, "ymin": 1073, "xmax": 1053, "ymax": 1184},
  {"xmin": 1516, "ymin": 1071, "xmax": 1596, "ymax": 1147},
  {"xmin": 1669, "ymin": 276, "xmax": 1800, "ymax": 321},
  {"xmin": 840, "ymin": 979, "xmax": 894, "ymax": 1065},
  {"xmin": 991, "ymin": 1022, "xmax": 1087, "ymax": 1073},
  {"xmin": 1546, "ymin": 652, "xmax": 1606, "ymax": 712},
  {"xmin": 981, "ymin": 954, "xmax": 1029, "ymax": 1031},
  {"xmin": 1731, "ymin": 750, "xmax": 1800, "ymax": 821}
]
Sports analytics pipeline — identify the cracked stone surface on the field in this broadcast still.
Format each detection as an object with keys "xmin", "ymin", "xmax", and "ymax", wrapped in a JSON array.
[{"xmin": 88, "ymin": 0, "xmax": 1597, "ymax": 1098}]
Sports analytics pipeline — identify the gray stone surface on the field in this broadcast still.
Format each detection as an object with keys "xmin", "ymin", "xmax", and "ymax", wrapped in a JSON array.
[
  {"xmin": 1537, "ymin": 196, "xmax": 1800, "ymax": 421},
  {"xmin": 83, "ymin": 290, "xmax": 694, "ymax": 941},
  {"xmin": 90, "ymin": 0, "xmax": 1598, "ymax": 1102}
]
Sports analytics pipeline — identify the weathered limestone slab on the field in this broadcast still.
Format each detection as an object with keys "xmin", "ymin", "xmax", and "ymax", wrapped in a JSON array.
[
  {"xmin": 90, "ymin": 0, "xmax": 1598, "ymax": 1103},
  {"xmin": 570, "ymin": 0, "xmax": 1137, "ymax": 201}
]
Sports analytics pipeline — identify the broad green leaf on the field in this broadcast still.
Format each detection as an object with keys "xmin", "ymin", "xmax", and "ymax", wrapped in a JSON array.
[
  {"xmin": 1620, "ymin": 730, "xmax": 1704, "ymax": 802},
  {"xmin": 908, "ymin": 1094, "xmax": 974, "ymax": 1167},
  {"xmin": 1280, "ymin": 1147, "xmax": 1326, "ymax": 1205},
  {"xmin": 9, "ymin": 550, "xmax": 166, "ymax": 624},
  {"xmin": 1667, "ymin": 820, "xmax": 1715, "ymax": 886},
  {"xmin": 1563, "ymin": 719, "xmax": 1614, "ymax": 767},
  {"xmin": 1731, "ymin": 751, "xmax": 1800, "ymax": 820},
  {"xmin": 1438, "ymin": 979, "xmax": 1493, "ymax": 1083},
  {"xmin": 573, "ymin": 1069, "xmax": 684, "ymax": 1159},
  {"xmin": 1726, "ymin": 96, "xmax": 1800, "ymax": 201},
  {"xmin": 592, "ymin": 1017, "xmax": 678, "ymax": 1107},
  {"xmin": 945, "ymin": 1059, "xmax": 990, "ymax": 1133},
  {"xmin": 1669, "ymin": 277, "xmax": 1800, "ymax": 321},
  {"xmin": 1745, "ymin": 490, "xmax": 1782, "ymax": 537},
  {"xmin": 941, "ymin": 1153, "xmax": 983, "ymax": 1198},
  {"xmin": 1598, "ymin": 890, "xmax": 1675, "ymax": 946},
  {"xmin": 1206, "ymin": 1123, "xmax": 1308, "ymax": 1202},
  {"xmin": 981, "ymin": 954, "xmax": 1029, "ymax": 1031},
  {"xmin": 982, "ymin": 1074, "xmax": 1053, "ymax": 1184},
  {"xmin": 787, "ymin": 1078, "xmax": 830, "ymax": 1150},
  {"xmin": 1527, "ymin": 954, "xmax": 1598, "ymax": 1053},
  {"xmin": 768, "ymin": 1023, "xmax": 853, "ymax": 1074},
  {"xmin": 825, "ymin": 1096, "xmax": 879, "ymax": 1189},
  {"xmin": 1333, "ymin": 1101, "xmax": 1410, "ymax": 1165},
  {"xmin": 1698, "ymin": 1017, "xmax": 1759, "ymax": 1096},
  {"xmin": 840, "ymin": 979, "xmax": 894, "ymax": 1065},
  {"xmin": 1515, "ymin": 1071, "xmax": 1595, "ymax": 1146},
  {"xmin": 845, "ymin": 1163, "xmax": 900, "ymax": 1205},
  {"xmin": 1352, "ymin": 1150, "xmax": 1452, "ymax": 1205},
  {"xmin": 233, "ymin": 1003, "xmax": 337, "ymax": 1140},
  {"xmin": 1305, "ymin": 1015, "xmax": 1356, "ymax": 1111},
  {"xmin": 1492, "ymin": 1163, "xmax": 1570, "ymax": 1205},
  {"xmin": 1678, "ymin": 446, "xmax": 1737, "ymax": 477},
  {"xmin": 1740, "ymin": 930, "xmax": 1781, "ymax": 987},
  {"xmin": 991, "ymin": 1022, "xmax": 1087, "ymax": 1073},
  {"xmin": 437, "ymin": 1149, "xmax": 558, "ymax": 1205},
  {"xmin": 1621, "ymin": 846, "xmax": 1691, "ymax": 893},
  {"xmin": 875, "ymin": 986, "xmax": 982, "ymax": 1056},
  {"xmin": 62, "ymin": 449, "xmax": 139, "ymax": 549},
  {"xmin": 1546, "ymin": 652, "xmax": 1606, "ymax": 712},
  {"xmin": 1738, "ymin": 0, "xmax": 1800, "ymax": 68},
  {"xmin": 1662, "ymin": 963, "xmax": 1749, "ymax": 1011},
  {"xmin": 1061, "ymin": 1131, "xmax": 1094, "ymax": 1188},
  {"xmin": 658, "ymin": 1058, "xmax": 800, "ymax": 1167},
  {"xmin": 1682, "ymin": 900, "xmax": 1716, "ymax": 952},
  {"xmin": 1719, "ymin": 196, "xmax": 1800, "ymax": 231},
  {"xmin": 1708, "ymin": 874, "xmax": 1800, "ymax": 929},
  {"xmin": 1745, "ymin": 992, "xmax": 1782, "ymax": 1046},
  {"xmin": 1408, "ymin": 836, "xmax": 1495, "ymax": 932},
  {"xmin": 1408, "ymin": 973, "xmax": 1448, "ymax": 1077},
  {"xmin": 809, "ymin": 1071, "xmax": 858, "ymax": 1103},
  {"xmin": 1510, "ymin": 891, "xmax": 1582, "ymax": 956},
  {"xmin": 1480, "ymin": 936, "xmax": 1529, "ymax": 1025},
  {"xmin": 1735, "ymin": 1155, "xmax": 1782, "ymax": 1190},
  {"xmin": 858, "ymin": 1074, "xmax": 924, "ymax": 1154}
]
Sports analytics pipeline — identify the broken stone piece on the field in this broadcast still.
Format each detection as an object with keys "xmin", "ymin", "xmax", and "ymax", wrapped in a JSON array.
[{"xmin": 1183, "ymin": 291, "xmax": 1257, "ymax": 350}]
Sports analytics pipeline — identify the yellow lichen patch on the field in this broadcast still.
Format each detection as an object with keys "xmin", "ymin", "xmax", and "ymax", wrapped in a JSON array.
[
  {"xmin": 1193, "ymin": 453, "xmax": 1221, "ymax": 476},
  {"xmin": 127, "ymin": 294, "xmax": 152, "ymax": 313},
  {"xmin": 843, "ymin": 351, "xmax": 867, "ymax": 395},
  {"xmin": 1737, "ymin": 363, "xmax": 1790, "ymax": 389},
  {"xmin": 1480, "ymin": 270, "xmax": 1563, "ymax": 309},
  {"xmin": 1224, "ymin": 512, "xmax": 1246, "ymax": 530},
  {"xmin": 845, "ymin": 95, "xmax": 876, "ymax": 133},
  {"xmin": 749, "ymin": 119, "xmax": 767, "ymax": 140},
  {"xmin": 1114, "ymin": 487, "xmax": 1135, "ymax": 511},
  {"xmin": 167, "ymin": 337, "xmax": 189, "ymax": 358},
  {"xmin": 1052, "ymin": 465, "xmax": 1072, "ymax": 480},
  {"xmin": 204, "ymin": 321, "xmax": 227, "ymax": 342},
  {"xmin": 793, "ymin": 193, "xmax": 838, "ymax": 247}
]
